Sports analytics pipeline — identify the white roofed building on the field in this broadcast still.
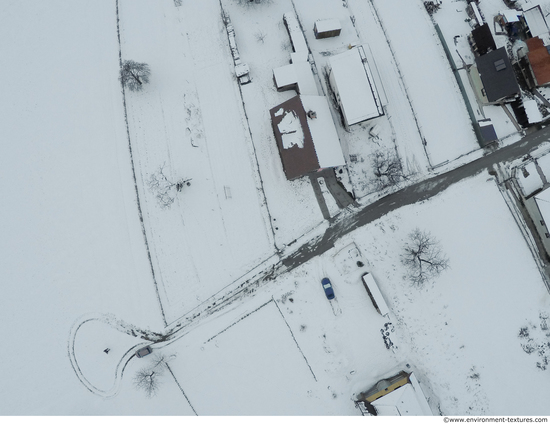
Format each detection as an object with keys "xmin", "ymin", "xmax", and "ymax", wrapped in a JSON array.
[{"xmin": 328, "ymin": 46, "xmax": 384, "ymax": 127}]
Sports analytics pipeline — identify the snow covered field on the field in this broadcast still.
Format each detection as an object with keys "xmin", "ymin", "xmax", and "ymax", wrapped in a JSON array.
[
  {"xmin": 2, "ymin": 0, "xmax": 550, "ymax": 417},
  {"xmin": 115, "ymin": 171, "xmax": 550, "ymax": 416}
]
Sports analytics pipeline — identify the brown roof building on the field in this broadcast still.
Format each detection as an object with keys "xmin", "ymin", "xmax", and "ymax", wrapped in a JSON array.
[
  {"xmin": 269, "ymin": 95, "xmax": 346, "ymax": 180},
  {"xmin": 526, "ymin": 37, "xmax": 550, "ymax": 86}
]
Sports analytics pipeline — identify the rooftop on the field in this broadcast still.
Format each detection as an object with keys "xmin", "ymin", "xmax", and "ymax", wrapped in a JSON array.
[
  {"xmin": 527, "ymin": 37, "xmax": 550, "ymax": 86},
  {"xmin": 471, "ymin": 23, "xmax": 496, "ymax": 56},
  {"xmin": 475, "ymin": 47, "xmax": 520, "ymax": 103},
  {"xmin": 269, "ymin": 95, "xmax": 345, "ymax": 180},
  {"xmin": 328, "ymin": 46, "xmax": 383, "ymax": 126}
]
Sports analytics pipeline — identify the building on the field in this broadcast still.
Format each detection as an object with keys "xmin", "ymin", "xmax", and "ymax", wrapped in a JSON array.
[
  {"xmin": 524, "ymin": 37, "xmax": 550, "ymax": 87},
  {"xmin": 273, "ymin": 62, "xmax": 318, "ymax": 95},
  {"xmin": 313, "ymin": 19, "xmax": 341, "ymax": 39},
  {"xmin": 469, "ymin": 23, "xmax": 496, "ymax": 56},
  {"xmin": 269, "ymin": 95, "xmax": 345, "ymax": 180},
  {"xmin": 356, "ymin": 371, "xmax": 433, "ymax": 416},
  {"xmin": 522, "ymin": 6, "xmax": 550, "ymax": 39},
  {"xmin": 474, "ymin": 47, "xmax": 520, "ymax": 103},
  {"xmin": 328, "ymin": 46, "xmax": 384, "ymax": 127}
]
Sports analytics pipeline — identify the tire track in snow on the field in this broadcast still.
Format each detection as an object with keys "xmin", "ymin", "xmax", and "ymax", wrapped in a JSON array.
[{"xmin": 115, "ymin": 0, "xmax": 167, "ymax": 326}]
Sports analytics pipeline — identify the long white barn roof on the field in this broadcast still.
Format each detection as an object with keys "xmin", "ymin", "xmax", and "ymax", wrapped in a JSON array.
[{"xmin": 329, "ymin": 47, "xmax": 383, "ymax": 126}]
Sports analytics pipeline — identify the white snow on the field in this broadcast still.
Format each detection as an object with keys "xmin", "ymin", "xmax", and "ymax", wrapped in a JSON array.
[
  {"xmin": 278, "ymin": 110, "xmax": 305, "ymax": 149},
  {"xmin": 525, "ymin": 99, "xmax": 544, "ymax": 124},
  {"xmin": 4, "ymin": 0, "xmax": 550, "ymax": 417}
]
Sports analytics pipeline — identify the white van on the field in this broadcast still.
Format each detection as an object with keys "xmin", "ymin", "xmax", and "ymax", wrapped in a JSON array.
[{"xmin": 361, "ymin": 273, "xmax": 390, "ymax": 317}]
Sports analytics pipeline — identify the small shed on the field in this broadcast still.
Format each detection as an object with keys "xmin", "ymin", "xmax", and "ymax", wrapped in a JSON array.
[
  {"xmin": 314, "ymin": 19, "xmax": 341, "ymax": 39},
  {"xmin": 478, "ymin": 118, "xmax": 498, "ymax": 145},
  {"xmin": 269, "ymin": 95, "xmax": 345, "ymax": 180},
  {"xmin": 328, "ymin": 46, "xmax": 384, "ymax": 127}
]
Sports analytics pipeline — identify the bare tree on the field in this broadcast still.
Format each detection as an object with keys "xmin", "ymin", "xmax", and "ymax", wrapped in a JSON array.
[
  {"xmin": 120, "ymin": 60, "xmax": 151, "ymax": 92},
  {"xmin": 371, "ymin": 149, "xmax": 405, "ymax": 190},
  {"xmin": 147, "ymin": 164, "xmax": 191, "ymax": 209},
  {"xmin": 134, "ymin": 367, "xmax": 163, "ymax": 397},
  {"xmin": 401, "ymin": 228, "xmax": 449, "ymax": 287}
]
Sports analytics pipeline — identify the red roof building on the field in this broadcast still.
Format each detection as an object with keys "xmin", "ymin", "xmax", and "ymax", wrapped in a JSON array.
[{"xmin": 527, "ymin": 37, "xmax": 550, "ymax": 86}]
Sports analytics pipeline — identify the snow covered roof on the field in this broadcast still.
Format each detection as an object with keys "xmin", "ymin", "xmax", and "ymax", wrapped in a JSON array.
[
  {"xmin": 517, "ymin": 161, "xmax": 544, "ymax": 197},
  {"xmin": 371, "ymin": 373, "xmax": 432, "ymax": 416},
  {"xmin": 328, "ymin": 46, "xmax": 384, "ymax": 126},
  {"xmin": 524, "ymin": 99, "xmax": 544, "ymax": 123},
  {"xmin": 273, "ymin": 62, "xmax": 318, "ymax": 95},
  {"xmin": 301, "ymin": 95, "xmax": 345, "ymax": 168},
  {"xmin": 283, "ymin": 12, "xmax": 308, "ymax": 54},
  {"xmin": 269, "ymin": 95, "xmax": 345, "ymax": 180},
  {"xmin": 314, "ymin": 19, "xmax": 341, "ymax": 34},
  {"xmin": 475, "ymin": 47, "xmax": 520, "ymax": 103},
  {"xmin": 523, "ymin": 6, "xmax": 549, "ymax": 38},
  {"xmin": 501, "ymin": 10, "xmax": 521, "ymax": 23},
  {"xmin": 362, "ymin": 273, "xmax": 389, "ymax": 316}
]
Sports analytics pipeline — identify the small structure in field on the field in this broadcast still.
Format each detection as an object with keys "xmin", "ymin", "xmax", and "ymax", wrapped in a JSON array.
[
  {"xmin": 356, "ymin": 371, "xmax": 433, "ymax": 416},
  {"xmin": 313, "ymin": 19, "xmax": 341, "ymax": 39},
  {"xmin": 328, "ymin": 46, "xmax": 384, "ymax": 127},
  {"xmin": 269, "ymin": 95, "xmax": 345, "ymax": 180}
]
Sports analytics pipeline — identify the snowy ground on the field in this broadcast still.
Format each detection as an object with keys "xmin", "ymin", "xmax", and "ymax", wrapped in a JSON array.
[
  {"xmin": 107, "ymin": 171, "xmax": 550, "ymax": 416},
  {"xmin": 3, "ymin": 0, "xmax": 550, "ymax": 417}
]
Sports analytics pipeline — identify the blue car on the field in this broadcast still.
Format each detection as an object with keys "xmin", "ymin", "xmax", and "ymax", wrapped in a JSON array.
[{"xmin": 321, "ymin": 277, "xmax": 335, "ymax": 300}]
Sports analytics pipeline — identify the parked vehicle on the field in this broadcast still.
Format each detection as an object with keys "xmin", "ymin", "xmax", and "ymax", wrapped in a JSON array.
[
  {"xmin": 361, "ymin": 272, "xmax": 390, "ymax": 317},
  {"xmin": 136, "ymin": 346, "xmax": 153, "ymax": 358},
  {"xmin": 321, "ymin": 277, "xmax": 335, "ymax": 300}
]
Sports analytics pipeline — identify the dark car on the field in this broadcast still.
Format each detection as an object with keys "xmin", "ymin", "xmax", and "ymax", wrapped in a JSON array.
[
  {"xmin": 321, "ymin": 277, "xmax": 335, "ymax": 300},
  {"xmin": 136, "ymin": 346, "xmax": 153, "ymax": 358}
]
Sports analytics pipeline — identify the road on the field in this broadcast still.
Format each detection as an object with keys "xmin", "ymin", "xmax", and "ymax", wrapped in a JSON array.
[{"xmin": 282, "ymin": 126, "xmax": 550, "ymax": 272}]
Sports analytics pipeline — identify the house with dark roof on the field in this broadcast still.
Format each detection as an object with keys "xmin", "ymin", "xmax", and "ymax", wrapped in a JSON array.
[
  {"xmin": 469, "ymin": 23, "xmax": 496, "ymax": 56},
  {"xmin": 269, "ymin": 95, "xmax": 346, "ymax": 180},
  {"xmin": 474, "ymin": 47, "xmax": 520, "ymax": 104}
]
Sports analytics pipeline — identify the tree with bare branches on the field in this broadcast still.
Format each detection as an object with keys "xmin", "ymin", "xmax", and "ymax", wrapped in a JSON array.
[
  {"xmin": 120, "ymin": 60, "xmax": 151, "ymax": 92},
  {"xmin": 371, "ymin": 149, "xmax": 405, "ymax": 190},
  {"xmin": 147, "ymin": 164, "xmax": 191, "ymax": 209},
  {"xmin": 133, "ymin": 353, "xmax": 171, "ymax": 397},
  {"xmin": 134, "ymin": 367, "xmax": 163, "ymax": 397},
  {"xmin": 401, "ymin": 228, "xmax": 449, "ymax": 287}
]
